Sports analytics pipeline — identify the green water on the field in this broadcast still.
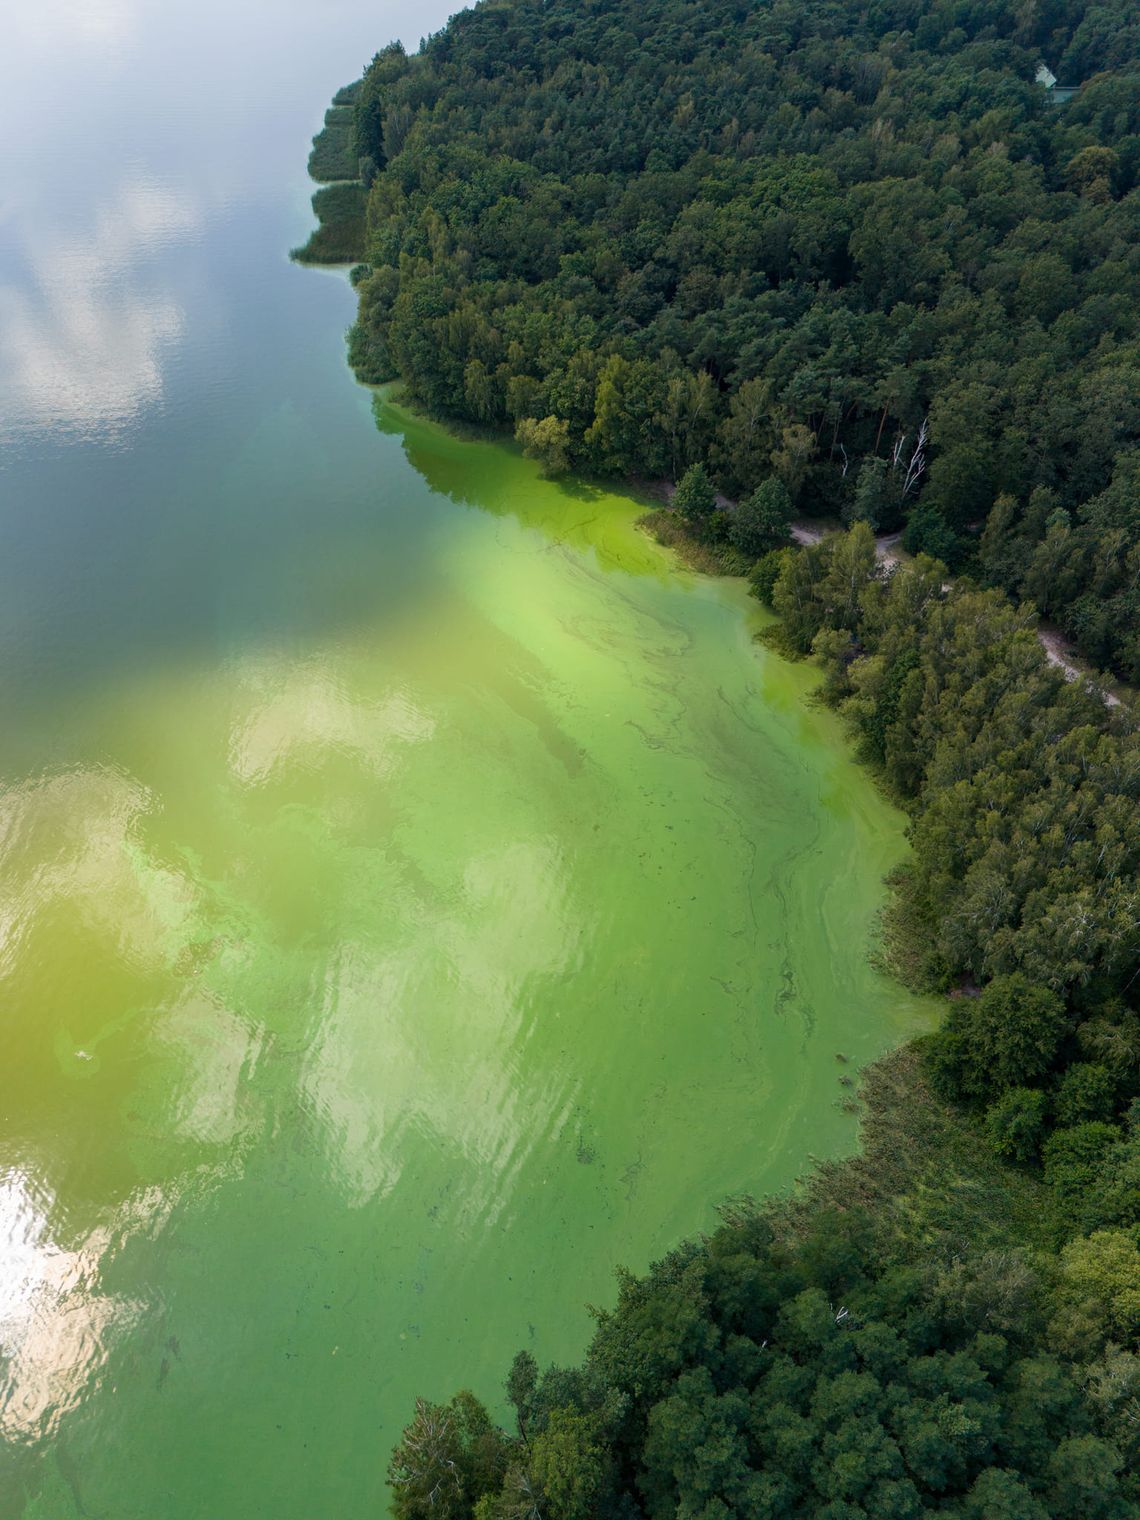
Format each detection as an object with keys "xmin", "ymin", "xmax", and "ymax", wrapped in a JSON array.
[{"xmin": 0, "ymin": 6, "xmax": 932, "ymax": 1515}]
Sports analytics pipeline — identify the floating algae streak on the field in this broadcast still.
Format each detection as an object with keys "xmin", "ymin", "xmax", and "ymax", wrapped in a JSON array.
[{"xmin": 0, "ymin": 13, "xmax": 931, "ymax": 1518}]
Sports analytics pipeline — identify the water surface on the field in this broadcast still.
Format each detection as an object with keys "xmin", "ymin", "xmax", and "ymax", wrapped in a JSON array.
[{"xmin": 0, "ymin": 5, "xmax": 933, "ymax": 1515}]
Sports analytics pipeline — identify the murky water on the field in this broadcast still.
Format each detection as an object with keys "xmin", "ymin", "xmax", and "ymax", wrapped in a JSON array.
[{"xmin": 0, "ymin": 5, "xmax": 934, "ymax": 1515}]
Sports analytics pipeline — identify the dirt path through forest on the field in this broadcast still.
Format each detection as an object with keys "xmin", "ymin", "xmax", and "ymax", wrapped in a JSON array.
[{"xmin": 789, "ymin": 522, "xmax": 1123, "ymax": 710}]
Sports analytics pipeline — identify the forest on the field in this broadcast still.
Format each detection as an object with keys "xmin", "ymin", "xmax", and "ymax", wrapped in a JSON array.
[
  {"xmin": 295, "ymin": 0, "xmax": 1140, "ymax": 1513},
  {"xmin": 300, "ymin": 0, "xmax": 1140, "ymax": 681}
]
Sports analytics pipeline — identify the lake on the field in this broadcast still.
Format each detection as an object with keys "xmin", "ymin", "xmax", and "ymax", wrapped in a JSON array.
[{"xmin": 0, "ymin": 4, "xmax": 932, "ymax": 1514}]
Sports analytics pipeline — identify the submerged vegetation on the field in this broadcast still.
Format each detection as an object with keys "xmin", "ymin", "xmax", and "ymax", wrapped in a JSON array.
[
  {"xmin": 307, "ymin": 104, "xmax": 358, "ymax": 183},
  {"xmin": 293, "ymin": 180, "xmax": 367, "ymax": 264},
  {"xmin": 297, "ymin": 0, "xmax": 1140, "ymax": 1512}
]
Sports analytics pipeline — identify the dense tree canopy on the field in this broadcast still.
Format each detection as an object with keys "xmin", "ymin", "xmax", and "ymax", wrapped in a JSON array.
[
  {"xmin": 389, "ymin": 1197, "xmax": 1140, "ymax": 1520},
  {"xmin": 319, "ymin": 0, "xmax": 1140, "ymax": 676}
]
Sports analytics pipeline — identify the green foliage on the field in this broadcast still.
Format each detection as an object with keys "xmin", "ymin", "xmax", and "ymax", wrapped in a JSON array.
[
  {"xmin": 811, "ymin": 626, "xmax": 858, "ymax": 703},
  {"xmin": 772, "ymin": 543, "xmax": 828, "ymax": 652},
  {"xmin": 525, "ymin": 1410, "xmax": 605, "ymax": 1520},
  {"xmin": 928, "ymin": 977, "xmax": 1070, "ymax": 1103},
  {"xmin": 1043, "ymin": 1124, "xmax": 1124, "ymax": 1212},
  {"xmin": 505, "ymin": 1350, "xmax": 537, "ymax": 1440},
  {"xmin": 775, "ymin": 528, "xmax": 1138, "ymax": 1017},
  {"xmin": 515, "ymin": 415, "xmax": 571, "ymax": 475},
  {"xmin": 749, "ymin": 547, "xmax": 791, "ymax": 607},
  {"xmin": 730, "ymin": 477, "xmax": 792, "ymax": 559},
  {"xmin": 1051, "ymin": 1230, "xmax": 1140, "ymax": 1356},
  {"xmin": 1055, "ymin": 1065, "xmax": 1119, "ymax": 1127},
  {"xmin": 1082, "ymin": 1114, "xmax": 1140, "ymax": 1233},
  {"xmin": 582, "ymin": 355, "xmax": 671, "ymax": 477},
  {"xmin": 771, "ymin": 526, "xmax": 880, "ymax": 654},
  {"xmin": 673, "ymin": 463, "xmax": 716, "ymax": 523},
  {"xmin": 388, "ymin": 1045, "xmax": 1140, "ymax": 1516},
  {"xmin": 760, "ymin": 523, "xmax": 1139, "ymax": 1248},
  {"xmin": 846, "ymin": 456, "xmax": 902, "ymax": 533},
  {"xmin": 307, "ymin": 103, "xmax": 359, "ymax": 182},
  {"xmin": 902, "ymin": 503, "xmax": 963, "ymax": 569},
  {"xmin": 388, "ymin": 1392, "xmax": 510, "ymax": 1520},
  {"xmin": 392, "ymin": 1203, "xmax": 1136, "ymax": 1518},
  {"xmin": 985, "ymin": 1088, "xmax": 1049, "ymax": 1164},
  {"xmin": 956, "ymin": 1467, "xmax": 1049, "ymax": 1520}
]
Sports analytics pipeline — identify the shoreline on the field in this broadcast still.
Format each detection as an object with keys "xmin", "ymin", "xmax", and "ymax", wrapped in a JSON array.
[
  {"xmin": 293, "ymin": 85, "xmax": 1135, "ymax": 724},
  {"xmin": 293, "ymin": 20, "xmax": 1140, "ymax": 1510},
  {"xmin": 299, "ymin": 251, "xmax": 948, "ymax": 1049}
]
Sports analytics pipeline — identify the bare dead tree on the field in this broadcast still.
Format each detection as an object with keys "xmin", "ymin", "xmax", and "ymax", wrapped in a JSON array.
[
  {"xmin": 902, "ymin": 415, "xmax": 929, "ymax": 497},
  {"xmin": 504, "ymin": 1467, "xmax": 544, "ymax": 1520},
  {"xmin": 389, "ymin": 1398, "xmax": 463, "ymax": 1509}
]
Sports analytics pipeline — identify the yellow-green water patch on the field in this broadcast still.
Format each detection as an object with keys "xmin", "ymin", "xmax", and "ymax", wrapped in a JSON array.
[{"xmin": 1, "ymin": 396, "xmax": 935, "ymax": 1517}]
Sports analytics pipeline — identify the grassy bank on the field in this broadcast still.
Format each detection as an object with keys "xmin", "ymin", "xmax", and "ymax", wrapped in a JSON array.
[
  {"xmin": 771, "ymin": 1044, "xmax": 1056, "ymax": 1254},
  {"xmin": 637, "ymin": 507, "xmax": 752, "ymax": 578}
]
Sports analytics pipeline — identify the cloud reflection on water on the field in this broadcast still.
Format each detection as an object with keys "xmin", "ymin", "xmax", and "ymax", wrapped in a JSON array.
[
  {"xmin": 0, "ymin": 765, "xmax": 196, "ymax": 985},
  {"xmin": 1, "ymin": 0, "xmax": 136, "ymax": 66},
  {"xmin": 301, "ymin": 838, "xmax": 580, "ymax": 1219},
  {"xmin": 226, "ymin": 655, "xmax": 583, "ymax": 1219},
  {"xmin": 154, "ymin": 994, "xmax": 265, "ymax": 1148},
  {"xmin": 0, "ymin": 1169, "xmax": 141, "ymax": 1444},
  {"xmin": 229, "ymin": 660, "xmax": 437, "ymax": 785},
  {"xmin": 0, "ymin": 653, "xmax": 588, "ymax": 1440},
  {"xmin": 0, "ymin": 183, "xmax": 196, "ymax": 447}
]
